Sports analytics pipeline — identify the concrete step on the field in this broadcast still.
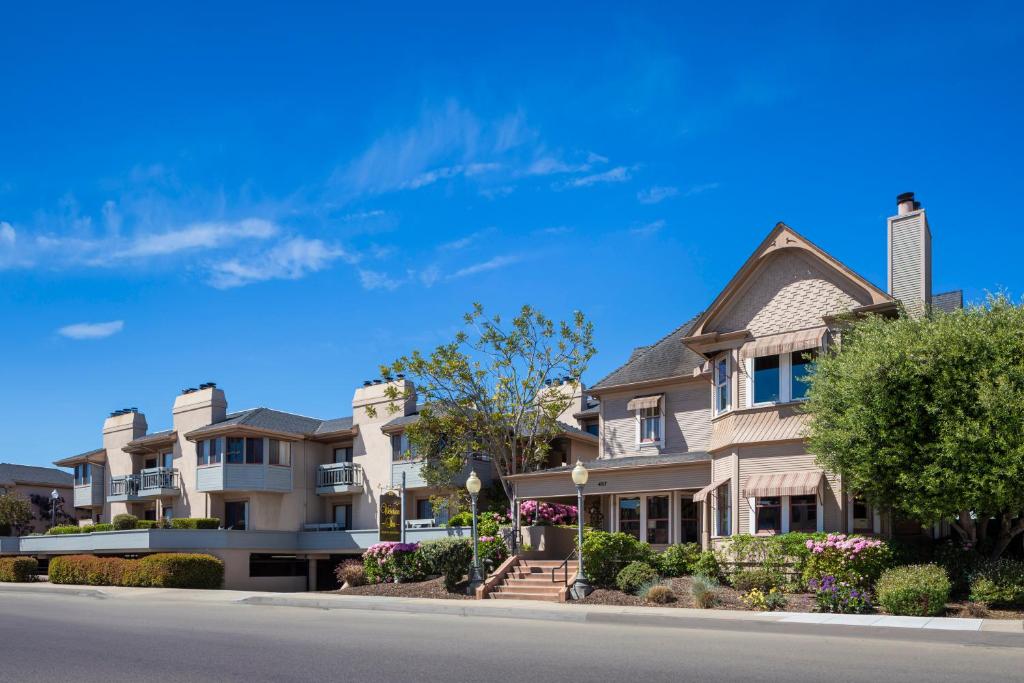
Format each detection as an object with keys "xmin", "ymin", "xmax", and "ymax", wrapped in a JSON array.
[
  {"xmin": 506, "ymin": 575, "xmax": 564, "ymax": 585},
  {"xmin": 490, "ymin": 592, "xmax": 562, "ymax": 602},
  {"xmin": 493, "ymin": 585, "xmax": 564, "ymax": 595}
]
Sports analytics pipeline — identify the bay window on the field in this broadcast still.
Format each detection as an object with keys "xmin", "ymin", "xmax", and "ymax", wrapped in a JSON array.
[
  {"xmin": 245, "ymin": 438, "xmax": 263, "ymax": 464},
  {"xmin": 750, "ymin": 349, "xmax": 819, "ymax": 405},
  {"xmin": 714, "ymin": 482, "xmax": 731, "ymax": 537},
  {"xmin": 754, "ymin": 496, "xmax": 782, "ymax": 533},
  {"xmin": 226, "ymin": 438, "xmax": 244, "ymax": 464},
  {"xmin": 74, "ymin": 463, "xmax": 91, "ymax": 486},
  {"xmin": 269, "ymin": 439, "xmax": 291, "ymax": 467},
  {"xmin": 714, "ymin": 355, "xmax": 731, "ymax": 415}
]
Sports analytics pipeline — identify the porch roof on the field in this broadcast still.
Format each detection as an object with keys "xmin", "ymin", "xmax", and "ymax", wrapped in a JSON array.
[{"xmin": 505, "ymin": 451, "xmax": 711, "ymax": 480}]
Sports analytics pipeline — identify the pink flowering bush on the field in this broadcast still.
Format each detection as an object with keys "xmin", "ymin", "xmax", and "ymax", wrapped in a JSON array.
[
  {"xmin": 363, "ymin": 541, "xmax": 423, "ymax": 583},
  {"xmin": 478, "ymin": 535, "xmax": 509, "ymax": 570},
  {"xmin": 802, "ymin": 534, "xmax": 892, "ymax": 589},
  {"xmin": 516, "ymin": 500, "xmax": 577, "ymax": 526}
]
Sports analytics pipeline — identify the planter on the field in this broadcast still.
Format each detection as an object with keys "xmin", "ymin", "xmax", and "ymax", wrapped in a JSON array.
[{"xmin": 520, "ymin": 525, "xmax": 577, "ymax": 559}]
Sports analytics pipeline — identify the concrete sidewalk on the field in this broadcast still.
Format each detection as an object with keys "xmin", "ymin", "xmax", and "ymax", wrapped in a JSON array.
[{"xmin": 2, "ymin": 582, "xmax": 1020, "ymax": 635}]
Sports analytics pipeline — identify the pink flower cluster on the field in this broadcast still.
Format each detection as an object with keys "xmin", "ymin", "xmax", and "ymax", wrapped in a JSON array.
[
  {"xmin": 515, "ymin": 499, "xmax": 577, "ymax": 525},
  {"xmin": 805, "ymin": 534, "xmax": 883, "ymax": 557},
  {"xmin": 364, "ymin": 541, "xmax": 420, "ymax": 560}
]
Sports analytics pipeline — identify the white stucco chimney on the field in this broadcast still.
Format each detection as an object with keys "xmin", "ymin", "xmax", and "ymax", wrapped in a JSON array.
[{"xmin": 887, "ymin": 192, "xmax": 932, "ymax": 318}]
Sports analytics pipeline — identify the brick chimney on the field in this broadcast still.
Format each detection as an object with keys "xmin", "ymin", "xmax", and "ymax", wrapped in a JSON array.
[{"xmin": 887, "ymin": 191, "xmax": 932, "ymax": 318}]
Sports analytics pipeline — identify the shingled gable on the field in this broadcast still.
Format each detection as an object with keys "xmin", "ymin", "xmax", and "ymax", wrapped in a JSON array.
[{"xmin": 684, "ymin": 222, "xmax": 895, "ymax": 352}]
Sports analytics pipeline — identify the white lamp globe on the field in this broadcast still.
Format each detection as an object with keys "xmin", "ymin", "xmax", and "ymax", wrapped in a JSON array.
[
  {"xmin": 465, "ymin": 470, "xmax": 482, "ymax": 495},
  {"xmin": 571, "ymin": 461, "xmax": 589, "ymax": 487}
]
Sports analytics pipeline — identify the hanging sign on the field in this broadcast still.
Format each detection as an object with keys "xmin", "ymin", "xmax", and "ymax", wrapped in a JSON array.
[{"xmin": 379, "ymin": 491, "xmax": 402, "ymax": 542}]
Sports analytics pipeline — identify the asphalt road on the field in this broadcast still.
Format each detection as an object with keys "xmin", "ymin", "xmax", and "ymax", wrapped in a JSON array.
[{"xmin": 0, "ymin": 591, "xmax": 1020, "ymax": 682}]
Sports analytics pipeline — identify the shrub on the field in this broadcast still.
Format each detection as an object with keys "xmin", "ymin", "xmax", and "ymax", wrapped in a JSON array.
[
  {"xmin": 113, "ymin": 514, "xmax": 139, "ymax": 531},
  {"xmin": 644, "ymin": 583, "xmax": 675, "ymax": 604},
  {"xmin": 803, "ymin": 534, "xmax": 892, "ymax": 588},
  {"xmin": 616, "ymin": 561, "xmax": 659, "ymax": 594},
  {"xmin": 334, "ymin": 559, "xmax": 366, "ymax": 588},
  {"xmin": 690, "ymin": 574, "xmax": 719, "ymax": 608},
  {"xmin": 363, "ymin": 542, "xmax": 422, "ymax": 584},
  {"xmin": 876, "ymin": 564, "xmax": 950, "ymax": 617},
  {"xmin": 478, "ymin": 536, "xmax": 508, "ymax": 572},
  {"xmin": 47, "ymin": 525, "xmax": 84, "ymax": 535},
  {"xmin": 49, "ymin": 553, "xmax": 223, "ymax": 588},
  {"xmin": 581, "ymin": 531, "xmax": 653, "ymax": 588},
  {"xmin": 742, "ymin": 587, "xmax": 787, "ymax": 611},
  {"xmin": 446, "ymin": 511, "xmax": 473, "ymax": 527},
  {"xmin": 809, "ymin": 575, "xmax": 873, "ymax": 614},
  {"xmin": 692, "ymin": 550, "xmax": 722, "ymax": 582},
  {"xmin": 135, "ymin": 520, "xmax": 161, "ymax": 530},
  {"xmin": 658, "ymin": 543, "xmax": 701, "ymax": 577},
  {"xmin": 418, "ymin": 538, "xmax": 473, "ymax": 591},
  {"xmin": 89, "ymin": 523, "xmax": 115, "ymax": 532},
  {"xmin": 933, "ymin": 540, "xmax": 983, "ymax": 596},
  {"xmin": 0, "ymin": 557, "xmax": 38, "ymax": 582},
  {"xmin": 169, "ymin": 518, "xmax": 221, "ymax": 529},
  {"xmin": 730, "ymin": 567, "xmax": 784, "ymax": 593},
  {"xmin": 968, "ymin": 559, "xmax": 1024, "ymax": 607}
]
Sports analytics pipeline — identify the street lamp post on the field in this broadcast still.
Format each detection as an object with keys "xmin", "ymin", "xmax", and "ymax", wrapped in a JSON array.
[
  {"xmin": 570, "ymin": 461, "xmax": 592, "ymax": 599},
  {"xmin": 49, "ymin": 489, "xmax": 59, "ymax": 529},
  {"xmin": 466, "ymin": 470, "xmax": 484, "ymax": 595}
]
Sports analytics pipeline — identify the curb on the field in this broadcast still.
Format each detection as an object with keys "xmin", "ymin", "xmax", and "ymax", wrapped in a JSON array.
[{"xmin": 0, "ymin": 584, "xmax": 108, "ymax": 599}]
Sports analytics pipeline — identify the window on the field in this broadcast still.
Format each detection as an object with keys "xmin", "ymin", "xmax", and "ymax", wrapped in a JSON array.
[
  {"xmin": 715, "ymin": 482, "xmax": 731, "ymax": 537},
  {"xmin": 197, "ymin": 440, "xmax": 208, "ymax": 466},
  {"xmin": 416, "ymin": 499, "xmax": 433, "ymax": 520},
  {"xmin": 646, "ymin": 495, "xmax": 670, "ymax": 544},
  {"xmin": 714, "ymin": 355, "xmax": 731, "ymax": 414},
  {"xmin": 249, "ymin": 554, "xmax": 308, "ymax": 578},
  {"xmin": 639, "ymin": 405, "xmax": 661, "ymax": 443},
  {"xmin": 852, "ymin": 496, "xmax": 872, "ymax": 532},
  {"xmin": 755, "ymin": 496, "xmax": 782, "ymax": 533},
  {"xmin": 245, "ymin": 438, "xmax": 263, "ymax": 464},
  {"xmin": 209, "ymin": 438, "xmax": 222, "ymax": 464},
  {"xmin": 791, "ymin": 350, "xmax": 817, "ymax": 400},
  {"xmin": 269, "ymin": 440, "xmax": 290, "ymax": 466},
  {"xmin": 144, "ymin": 457, "xmax": 157, "ymax": 469},
  {"xmin": 618, "ymin": 497, "xmax": 641, "ymax": 539},
  {"xmin": 226, "ymin": 438, "xmax": 244, "ymax": 464},
  {"xmin": 584, "ymin": 421, "xmax": 599, "ymax": 436},
  {"xmin": 333, "ymin": 446, "xmax": 353, "ymax": 463},
  {"xmin": 753, "ymin": 355, "xmax": 781, "ymax": 404},
  {"xmin": 74, "ymin": 464, "xmax": 91, "ymax": 486},
  {"xmin": 225, "ymin": 501, "xmax": 248, "ymax": 530},
  {"xmin": 333, "ymin": 504, "xmax": 352, "ymax": 530},
  {"xmin": 161, "ymin": 451, "xmax": 174, "ymax": 469},
  {"xmin": 162, "ymin": 506, "xmax": 174, "ymax": 521},
  {"xmin": 790, "ymin": 495, "xmax": 817, "ymax": 532},
  {"xmin": 392, "ymin": 433, "xmax": 414, "ymax": 460},
  {"xmin": 680, "ymin": 497, "xmax": 699, "ymax": 543}
]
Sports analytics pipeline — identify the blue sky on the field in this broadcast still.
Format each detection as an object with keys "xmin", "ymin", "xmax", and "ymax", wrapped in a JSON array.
[{"xmin": 2, "ymin": 3, "xmax": 1022, "ymax": 467}]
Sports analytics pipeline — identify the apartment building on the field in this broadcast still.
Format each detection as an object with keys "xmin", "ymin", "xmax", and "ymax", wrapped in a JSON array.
[
  {"xmin": 508, "ymin": 192, "xmax": 962, "ymax": 550},
  {"xmin": 0, "ymin": 463, "xmax": 76, "ymax": 534}
]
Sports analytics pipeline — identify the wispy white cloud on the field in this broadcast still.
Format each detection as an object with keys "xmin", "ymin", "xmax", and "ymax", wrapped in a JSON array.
[
  {"xmin": 637, "ymin": 185, "xmax": 679, "ymax": 204},
  {"xmin": 419, "ymin": 266, "xmax": 441, "ymax": 287},
  {"xmin": 438, "ymin": 228, "xmax": 494, "ymax": 251},
  {"xmin": 210, "ymin": 237, "xmax": 352, "ymax": 289},
  {"xmin": 58, "ymin": 320, "xmax": 124, "ymax": 340},
  {"xmin": 561, "ymin": 166, "xmax": 635, "ymax": 189},
  {"xmin": 359, "ymin": 269, "xmax": 405, "ymax": 291},
  {"xmin": 112, "ymin": 219, "xmax": 278, "ymax": 260},
  {"xmin": 630, "ymin": 219, "xmax": 666, "ymax": 237},
  {"xmin": 0, "ymin": 221, "xmax": 14, "ymax": 245},
  {"xmin": 684, "ymin": 182, "xmax": 720, "ymax": 196},
  {"xmin": 448, "ymin": 254, "xmax": 520, "ymax": 279},
  {"xmin": 535, "ymin": 226, "xmax": 574, "ymax": 236}
]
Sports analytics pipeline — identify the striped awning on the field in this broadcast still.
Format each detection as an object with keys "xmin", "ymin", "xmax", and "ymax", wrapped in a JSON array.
[
  {"xmin": 740, "ymin": 326, "xmax": 827, "ymax": 359},
  {"xmin": 741, "ymin": 470, "xmax": 824, "ymax": 498},
  {"xmin": 693, "ymin": 477, "xmax": 730, "ymax": 503},
  {"xmin": 626, "ymin": 395, "xmax": 662, "ymax": 411}
]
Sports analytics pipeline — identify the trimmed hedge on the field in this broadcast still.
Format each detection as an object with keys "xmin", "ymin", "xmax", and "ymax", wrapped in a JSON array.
[
  {"xmin": 0, "ymin": 556, "xmax": 38, "ymax": 582},
  {"xmin": 49, "ymin": 553, "xmax": 224, "ymax": 589},
  {"xmin": 48, "ymin": 525, "xmax": 85, "ymax": 535},
  {"xmin": 169, "ymin": 518, "xmax": 220, "ymax": 530},
  {"xmin": 616, "ymin": 561, "xmax": 659, "ymax": 594},
  {"xmin": 876, "ymin": 564, "xmax": 950, "ymax": 616},
  {"xmin": 418, "ymin": 538, "xmax": 473, "ymax": 591},
  {"xmin": 113, "ymin": 514, "xmax": 139, "ymax": 531}
]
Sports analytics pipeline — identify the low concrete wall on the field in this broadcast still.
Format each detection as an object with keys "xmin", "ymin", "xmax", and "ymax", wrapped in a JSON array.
[
  {"xmin": 520, "ymin": 525, "xmax": 576, "ymax": 559},
  {"xmin": 0, "ymin": 536, "xmax": 19, "ymax": 554}
]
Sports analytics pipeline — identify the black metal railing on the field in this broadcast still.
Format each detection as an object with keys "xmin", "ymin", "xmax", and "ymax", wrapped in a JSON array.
[
  {"xmin": 316, "ymin": 462, "xmax": 363, "ymax": 488},
  {"xmin": 551, "ymin": 549, "xmax": 578, "ymax": 586}
]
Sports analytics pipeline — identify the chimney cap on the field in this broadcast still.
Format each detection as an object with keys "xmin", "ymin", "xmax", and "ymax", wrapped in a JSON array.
[{"xmin": 897, "ymin": 191, "xmax": 915, "ymax": 204}]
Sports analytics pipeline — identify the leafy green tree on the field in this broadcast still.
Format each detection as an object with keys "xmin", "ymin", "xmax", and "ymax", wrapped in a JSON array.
[
  {"xmin": 806, "ymin": 294, "xmax": 1024, "ymax": 558},
  {"xmin": 0, "ymin": 493, "xmax": 34, "ymax": 536},
  {"xmin": 380, "ymin": 303, "xmax": 595, "ymax": 503}
]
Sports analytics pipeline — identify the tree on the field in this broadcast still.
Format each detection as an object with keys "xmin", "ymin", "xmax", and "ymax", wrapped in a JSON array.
[
  {"xmin": 380, "ymin": 303, "xmax": 596, "ymax": 504},
  {"xmin": 805, "ymin": 294, "xmax": 1024, "ymax": 558},
  {"xmin": 0, "ymin": 493, "xmax": 34, "ymax": 536}
]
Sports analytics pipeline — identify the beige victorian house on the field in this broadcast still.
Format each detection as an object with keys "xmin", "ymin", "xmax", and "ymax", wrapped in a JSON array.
[{"xmin": 509, "ymin": 192, "xmax": 962, "ymax": 550}]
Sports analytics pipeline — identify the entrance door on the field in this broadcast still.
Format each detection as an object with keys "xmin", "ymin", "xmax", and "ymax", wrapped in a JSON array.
[
  {"xmin": 333, "ymin": 447, "xmax": 353, "ymax": 463},
  {"xmin": 333, "ymin": 504, "xmax": 351, "ymax": 530},
  {"xmin": 225, "ymin": 501, "xmax": 248, "ymax": 530}
]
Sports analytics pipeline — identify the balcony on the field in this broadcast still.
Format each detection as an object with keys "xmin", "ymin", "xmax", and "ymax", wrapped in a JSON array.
[
  {"xmin": 391, "ymin": 455, "xmax": 492, "ymax": 490},
  {"xmin": 315, "ymin": 463, "xmax": 363, "ymax": 496},
  {"xmin": 196, "ymin": 463, "xmax": 292, "ymax": 493},
  {"xmin": 108, "ymin": 468, "xmax": 180, "ymax": 502},
  {"xmin": 73, "ymin": 479, "xmax": 104, "ymax": 508}
]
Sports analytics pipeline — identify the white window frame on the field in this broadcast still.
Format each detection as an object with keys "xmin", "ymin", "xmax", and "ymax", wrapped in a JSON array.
[
  {"xmin": 747, "ymin": 349, "xmax": 820, "ymax": 407},
  {"xmin": 634, "ymin": 399, "xmax": 665, "ymax": 448},
  {"xmin": 612, "ymin": 492, "xmax": 674, "ymax": 546},
  {"xmin": 847, "ymin": 494, "xmax": 881, "ymax": 534},
  {"xmin": 746, "ymin": 494, "xmax": 825, "ymax": 534},
  {"xmin": 713, "ymin": 482, "xmax": 732, "ymax": 538},
  {"xmin": 713, "ymin": 354, "xmax": 732, "ymax": 415}
]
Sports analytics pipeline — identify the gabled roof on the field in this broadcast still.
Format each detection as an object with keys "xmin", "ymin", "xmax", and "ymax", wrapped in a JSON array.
[
  {"xmin": 185, "ymin": 408, "xmax": 325, "ymax": 440},
  {"xmin": 313, "ymin": 416, "xmax": 355, "ymax": 436},
  {"xmin": 589, "ymin": 315, "xmax": 705, "ymax": 392},
  {"xmin": 124, "ymin": 429, "xmax": 177, "ymax": 453},
  {"xmin": 53, "ymin": 448, "xmax": 106, "ymax": 468},
  {"xmin": 0, "ymin": 463, "xmax": 74, "ymax": 488}
]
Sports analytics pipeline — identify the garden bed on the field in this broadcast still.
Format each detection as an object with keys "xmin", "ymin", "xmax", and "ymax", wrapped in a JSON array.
[
  {"xmin": 333, "ymin": 575, "xmax": 473, "ymax": 600},
  {"xmin": 574, "ymin": 576, "xmax": 815, "ymax": 611}
]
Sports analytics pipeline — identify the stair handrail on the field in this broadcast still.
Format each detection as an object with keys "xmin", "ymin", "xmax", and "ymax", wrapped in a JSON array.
[{"xmin": 551, "ymin": 548, "xmax": 577, "ymax": 586}]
